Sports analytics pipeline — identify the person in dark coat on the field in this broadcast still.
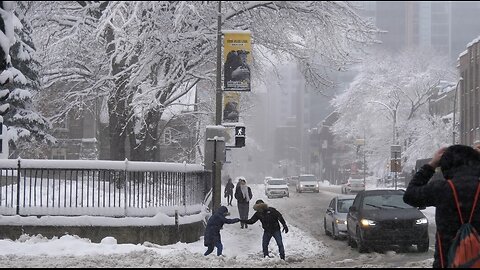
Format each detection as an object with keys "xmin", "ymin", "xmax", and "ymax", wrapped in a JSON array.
[
  {"xmin": 235, "ymin": 178, "xmax": 252, "ymax": 229},
  {"xmin": 224, "ymin": 178, "xmax": 235, "ymax": 206},
  {"xmin": 204, "ymin": 206, "xmax": 240, "ymax": 256},
  {"xmin": 403, "ymin": 145, "xmax": 480, "ymax": 268},
  {"xmin": 242, "ymin": 199, "xmax": 289, "ymax": 260}
]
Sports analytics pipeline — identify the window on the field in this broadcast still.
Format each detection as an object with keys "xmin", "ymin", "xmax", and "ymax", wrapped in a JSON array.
[
  {"xmin": 363, "ymin": 194, "xmax": 414, "ymax": 210},
  {"xmin": 51, "ymin": 148, "xmax": 67, "ymax": 160},
  {"xmin": 337, "ymin": 199, "xmax": 354, "ymax": 213},
  {"xmin": 162, "ymin": 128, "xmax": 173, "ymax": 145}
]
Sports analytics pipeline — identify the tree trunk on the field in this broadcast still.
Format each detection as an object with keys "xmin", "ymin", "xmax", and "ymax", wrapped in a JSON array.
[{"xmin": 130, "ymin": 110, "xmax": 161, "ymax": 161}]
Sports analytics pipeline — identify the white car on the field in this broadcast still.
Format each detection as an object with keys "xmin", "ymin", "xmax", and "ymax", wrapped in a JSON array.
[
  {"xmin": 341, "ymin": 176, "xmax": 365, "ymax": 194},
  {"xmin": 296, "ymin": 174, "xmax": 320, "ymax": 193},
  {"xmin": 324, "ymin": 195, "xmax": 355, "ymax": 239},
  {"xmin": 264, "ymin": 176, "xmax": 273, "ymax": 195},
  {"xmin": 265, "ymin": 178, "xmax": 289, "ymax": 199}
]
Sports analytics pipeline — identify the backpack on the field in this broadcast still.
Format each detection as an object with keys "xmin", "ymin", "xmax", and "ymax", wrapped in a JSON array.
[{"xmin": 443, "ymin": 180, "xmax": 480, "ymax": 268}]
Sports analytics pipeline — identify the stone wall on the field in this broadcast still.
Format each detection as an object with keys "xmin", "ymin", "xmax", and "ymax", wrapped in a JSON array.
[{"xmin": 0, "ymin": 221, "xmax": 205, "ymax": 245}]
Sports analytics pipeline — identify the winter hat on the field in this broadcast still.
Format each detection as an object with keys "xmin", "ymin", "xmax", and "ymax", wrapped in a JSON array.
[{"xmin": 253, "ymin": 200, "xmax": 268, "ymax": 212}]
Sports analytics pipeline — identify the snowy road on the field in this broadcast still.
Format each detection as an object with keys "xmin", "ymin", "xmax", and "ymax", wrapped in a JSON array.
[
  {"xmin": 0, "ymin": 183, "xmax": 435, "ymax": 268},
  {"xmin": 266, "ymin": 184, "xmax": 435, "ymax": 268}
]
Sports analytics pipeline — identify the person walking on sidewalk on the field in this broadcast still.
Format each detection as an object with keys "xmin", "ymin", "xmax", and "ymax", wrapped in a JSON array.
[
  {"xmin": 235, "ymin": 177, "xmax": 252, "ymax": 229},
  {"xmin": 224, "ymin": 177, "xmax": 235, "ymax": 206}
]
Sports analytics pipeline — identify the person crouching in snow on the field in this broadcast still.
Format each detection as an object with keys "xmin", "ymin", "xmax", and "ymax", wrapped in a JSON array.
[
  {"xmin": 204, "ymin": 206, "xmax": 240, "ymax": 256},
  {"xmin": 242, "ymin": 200, "xmax": 288, "ymax": 260}
]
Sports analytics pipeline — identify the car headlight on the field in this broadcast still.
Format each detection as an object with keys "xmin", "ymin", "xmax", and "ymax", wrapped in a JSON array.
[
  {"xmin": 335, "ymin": 219, "xmax": 346, "ymax": 225},
  {"xmin": 360, "ymin": 219, "xmax": 376, "ymax": 227},
  {"xmin": 416, "ymin": 217, "xmax": 428, "ymax": 225}
]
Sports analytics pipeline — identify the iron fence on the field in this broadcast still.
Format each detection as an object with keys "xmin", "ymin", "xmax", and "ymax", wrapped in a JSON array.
[{"xmin": 0, "ymin": 159, "xmax": 211, "ymax": 217}]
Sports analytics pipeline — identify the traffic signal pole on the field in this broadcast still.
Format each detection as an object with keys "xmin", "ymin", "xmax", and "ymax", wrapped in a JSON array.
[{"xmin": 213, "ymin": 1, "xmax": 223, "ymax": 211}]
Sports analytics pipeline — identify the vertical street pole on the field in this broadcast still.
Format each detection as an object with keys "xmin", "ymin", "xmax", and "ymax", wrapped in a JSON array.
[
  {"xmin": 212, "ymin": 139, "xmax": 218, "ymax": 210},
  {"xmin": 215, "ymin": 1, "xmax": 223, "ymax": 125},
  {"xmin": 363, "ymin": 130, "xmax": 366, "ymax": 187},
  {"xmin": 394, "ymin": 152, "xmax": 397, "ymax": 190},
  {"xmin": 213, "ymin": 1, "xmax": 222, "ymax": 211},
  {"xmin": 393, "ymin": 109, "xmax": 396, "ymax": 144},
  {"xmin": 452, "ymin": 78, "xmax": 463, "ymax": 145}
]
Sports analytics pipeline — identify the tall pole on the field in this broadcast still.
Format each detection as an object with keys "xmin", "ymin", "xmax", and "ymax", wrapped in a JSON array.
[
  {"xmin": 452, "ymin": 78, "xmax": 463, "ymax": 145},
  {"xmin": 213, "ymin": 1, "xmax": 222, "ymax": 211},
  {"xmin": 363, "ymin": 130, "xmax": 366, "ymax": 187},
  {"xmin": 215, "ymin": 1, "xmax": 223, "ymax": 125},
  {"xmin": 393, "ymin": 109, "xmax": 396, "ymax": 144}
]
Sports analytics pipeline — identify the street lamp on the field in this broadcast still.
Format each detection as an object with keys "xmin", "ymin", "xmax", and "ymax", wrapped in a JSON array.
[
  {"xmin": 368, "ymin": 101, "xmax": 397, "ymax": 144},
  {"xmin": 452, "ymin": 77, "xmax": 464, "ymax": 145}
]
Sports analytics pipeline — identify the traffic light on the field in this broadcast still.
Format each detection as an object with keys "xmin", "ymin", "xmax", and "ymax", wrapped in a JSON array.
[{"xmin": 235, "ymin": 125, "xmax": 245, "ymax": 148}]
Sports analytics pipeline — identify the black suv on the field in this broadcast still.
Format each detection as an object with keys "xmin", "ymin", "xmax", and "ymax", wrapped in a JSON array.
[{"xmin": 346, "ymin": 189, "xmax": 429, "ymax": 253}]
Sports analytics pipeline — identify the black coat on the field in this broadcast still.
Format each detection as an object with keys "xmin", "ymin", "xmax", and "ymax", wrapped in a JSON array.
[
  {"xmin": 244, "ymin": 203, "xmax": 287, "ymax": 233},
  {"xmin": 234, "ymin": 186, "xmax": 252, "ymax": 204},
  {"xmin": 403, "ymin": 164, "xmax": 480, "ymax": 268},
  {"xmin": 204, "ymin": 206, "xmax": 239, "ymax": 246},
  {"xmin": 225, "ymin": 182, "xmax": 234, "ymax": 196}
]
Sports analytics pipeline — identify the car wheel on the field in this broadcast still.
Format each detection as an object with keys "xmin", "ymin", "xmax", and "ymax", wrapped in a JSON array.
[
  {"xmin": 356, "ymin": 227, "xmax": 368, "ymax": 253},
  {"xmin": 417, "ymin": 237, "xmax": 429, "ymax": 253},
  {"xmin": 347, "ymin": 233, "xmax": 356, "ymax": 247},
  {"xmin": 324, "ymin": 218, "xmax": 331, "ymax": 236}
]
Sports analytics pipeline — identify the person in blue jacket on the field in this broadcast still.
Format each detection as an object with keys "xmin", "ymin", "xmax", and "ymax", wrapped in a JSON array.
[{"xmin": 204, "ymin": 206, "xmax": 240, "ymax": 256}]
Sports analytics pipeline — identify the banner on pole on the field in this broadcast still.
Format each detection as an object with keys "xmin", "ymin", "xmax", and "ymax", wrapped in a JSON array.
[
  {"xmin": 223, "ymin": 92, "xmax": 240, "ymax": 122},
  {"xmin": 223, "ymin": 30, "xmax": 251, "ymax": 91}
]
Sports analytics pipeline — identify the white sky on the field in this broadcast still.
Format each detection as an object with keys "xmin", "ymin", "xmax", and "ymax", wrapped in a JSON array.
[{"xmin": 0, "ymin": 182, "xmax": 435, "ymax": 267}]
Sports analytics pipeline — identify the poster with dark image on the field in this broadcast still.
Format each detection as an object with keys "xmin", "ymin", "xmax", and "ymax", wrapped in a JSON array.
[{"xmin": 223, "ymin": 101, "xmax": 239, "ymax": 122}]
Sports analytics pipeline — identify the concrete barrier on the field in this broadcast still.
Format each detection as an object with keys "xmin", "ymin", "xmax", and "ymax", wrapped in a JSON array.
[{"xmin": 0, "ymin": 221, "xmax": 206, "ymax": 245}]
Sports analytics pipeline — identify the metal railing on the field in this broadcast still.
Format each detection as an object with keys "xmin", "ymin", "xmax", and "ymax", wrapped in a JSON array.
[{"xmin": 0, "ymin": 159, "xmax": 211, "ymax": 217}]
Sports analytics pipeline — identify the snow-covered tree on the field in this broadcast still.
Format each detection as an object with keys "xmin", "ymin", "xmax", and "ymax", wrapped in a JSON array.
[
  {"xmin": 0, "ymin": 2, "xmax": 54, "ymax": 158},
  {"xmin": 331, "ymin": 48, "xmax": 456, "ymax": 174},
  {"xmin": 30, "ymin": 1, "xmax": 378, "ymax": 161}
]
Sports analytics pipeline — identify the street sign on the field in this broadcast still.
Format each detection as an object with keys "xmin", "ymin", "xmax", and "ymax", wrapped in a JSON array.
[
  {"xmin": 355, "ymin": 139, "xmax": 365, "ymax": 145},
  {"xmin": 390, "ymin": 159, "xmax": 401, "ymax": 172},
  {"xmin": 391, "ymin": 145, "xmax": 401, "ymax": 158}
]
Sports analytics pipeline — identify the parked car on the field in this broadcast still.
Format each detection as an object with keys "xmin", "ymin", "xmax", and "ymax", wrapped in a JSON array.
[
  {"xmin": 264, "ymin": 176, "xmax": 273, "ymax": 195},
  {"xmin": 346, "ymin": 189, "xmax": 429, "ymax": 253},
  {"xmin": 265, "ymin": 178, "xmax": 289, "ymax": 199},
  {"xmin": 287, "ymin": 176, "xmax": 298, "ymax": 186},
  {"xmin": 296, "ymin": 174, "xmax": 319, "ymax": 193},
  {"xmin": 341, "ymin": 175, "xmax": 365, "ymax": 194},
  {"xmin": 324, "ymin": 195, "xmax": 355, "ymax": 239}
]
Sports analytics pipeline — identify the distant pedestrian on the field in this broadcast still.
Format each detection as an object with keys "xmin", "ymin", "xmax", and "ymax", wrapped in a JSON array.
[
  {"xmin": 234, "ymin": 177, "xmax": 252, "ymax": 229},
  {"xmin": 403, "ymin": 145, "xmax": 480, "ymax": 268},
  {"xmin": 224, "ymin": 178, "xmax": 235, "ymax": 206},
  {"xmin": 241, "ymin": 199, "xmax": 289, "ymax": 260},
  {"xmin": 204, "ymin": 206, "xmax": 240, "ymax": 257}
]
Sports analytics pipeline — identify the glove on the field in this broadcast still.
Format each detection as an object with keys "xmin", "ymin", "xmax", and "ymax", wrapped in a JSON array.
[{"xmin": 282, "ymin": 226, "xmax": 289, "ymax": 234}]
